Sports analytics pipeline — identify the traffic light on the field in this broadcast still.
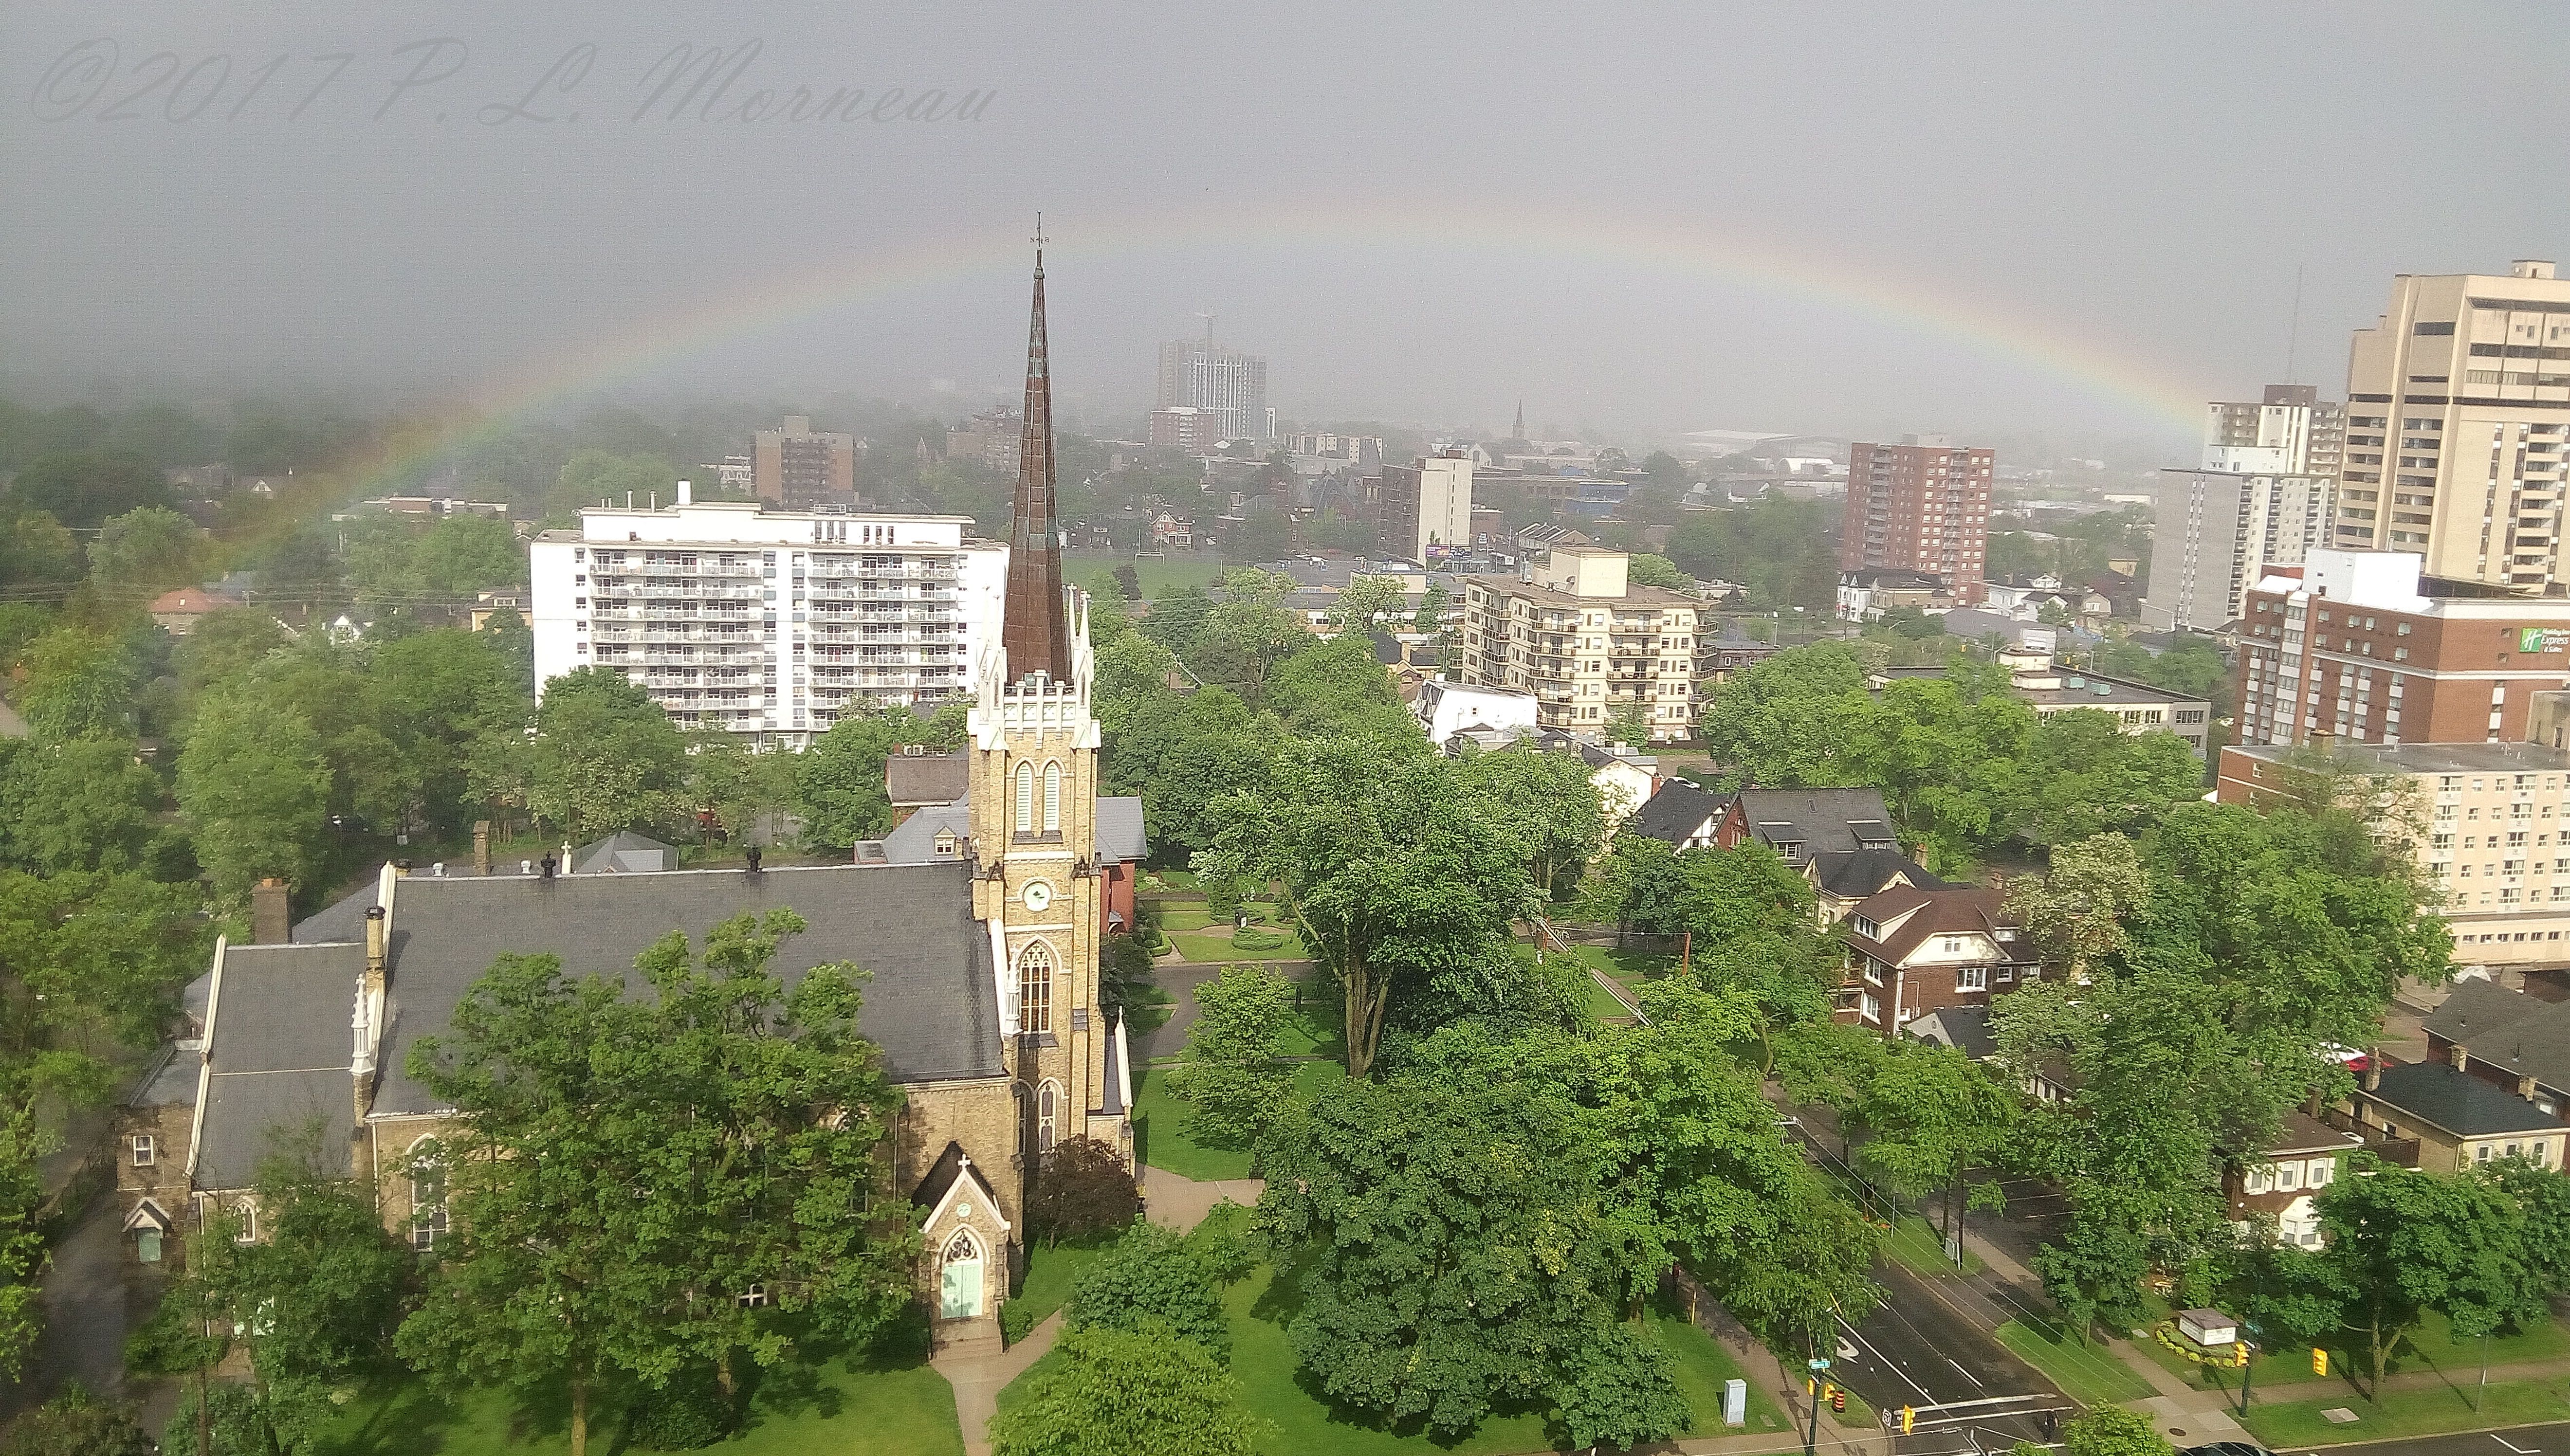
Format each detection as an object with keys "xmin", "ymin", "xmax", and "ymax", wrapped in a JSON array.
[
  {"xmin": 2312, "ymin": 1348, "xmax": 2329, "ymax": 1377},
  {"xmin": 1830, "ymin": 1387, "xmax": 1847, "ymax": 1414},
  {"xmin": 1901, "ymin": 1406, "xmax": 1916, "ymax": 1434},
  {"xmin": 2234, "ymin": 1341, "xmax": 2251, "ymax": 1368}
]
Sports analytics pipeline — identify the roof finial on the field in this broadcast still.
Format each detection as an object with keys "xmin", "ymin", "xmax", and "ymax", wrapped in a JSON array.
[{"xmin": 1031, "ymin": 213, "xmax": 1046, "ymax": 272}]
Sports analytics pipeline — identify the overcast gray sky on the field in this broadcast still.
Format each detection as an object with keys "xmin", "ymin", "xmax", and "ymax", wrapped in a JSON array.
[{"xmin": 4, "ymin": 1, "xmax": 2565, "ymax": 454}]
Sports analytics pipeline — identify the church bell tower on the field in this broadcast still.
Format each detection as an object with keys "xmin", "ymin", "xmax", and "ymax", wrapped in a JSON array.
[{"xmin": 969, "ymin": 229, "xmax": 1110, "ymax": 1159}]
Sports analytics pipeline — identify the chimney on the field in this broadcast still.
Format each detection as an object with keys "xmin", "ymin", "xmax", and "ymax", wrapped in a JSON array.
[
  {"xmin": 2521, "ymin": 1073, "xmax": 2540, "ymax": 1101},
  {"xmin": 364, "ymin": 905, "xmax": 387, "ymax": 996},
  {"xmin": 473, "ymin": 820, "xmax": 492, "ymax": 876},
  {"xmin": 252, "ymin": 878, "xmax": 291, "ymax": 945},
  {"xmin": 2451, "ymin": 1042, "xmax": 2471, "ymax": 1072}
]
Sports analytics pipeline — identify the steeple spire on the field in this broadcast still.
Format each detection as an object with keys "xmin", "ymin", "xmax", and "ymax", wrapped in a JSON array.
[
  {"xmin": 1514, "ymin": 399, "xmax": 1525, "ymax": 440},
  {"xmin": 1002, "ymin": 222, "xmax": 1073, "ymax": 684}
]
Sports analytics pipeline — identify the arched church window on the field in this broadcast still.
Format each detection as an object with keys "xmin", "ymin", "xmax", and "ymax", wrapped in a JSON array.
[
  {"xmin": 1018, "ymin": 942, "xmax": 1054, "ymax": 1034},
  {"xmin": 408, "ymin": 1138, "xmax": 448, "ymax": 1251},
  {"xmin": 1037, "ymin": 1079, "xmax": 1061, "ymax": 1151},
  {"xmin": 1043, "ymin": 763, "xmax": 1062, "ymax": 833},
  {"xmin": 1014, "ymin": 763, "xmax": 1035, "ymax": 834}
]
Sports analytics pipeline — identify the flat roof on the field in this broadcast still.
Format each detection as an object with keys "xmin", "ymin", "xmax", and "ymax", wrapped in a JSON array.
[
  {"xmin": 1462, "ymin": 574, "xmax": 1696, "ymax": 609},
  {"xmin": 2017, "ymin": 673, "xmax": 2204, "ymax": 709},
  {"xmin": 2224, "ymin": 740, "xmax": 2570, "ymax": 775}
]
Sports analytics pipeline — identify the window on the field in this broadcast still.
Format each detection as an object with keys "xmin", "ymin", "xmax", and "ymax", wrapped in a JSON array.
[
  {"xmin": 2308, "ymin": 1158, "xmax": 2335, "ymax": 1188},
  {"xmin": 2244, "ymin": 1165, "xmax": 2274, "ymax": 1194},
  {"xmin": 1859, "ymin": 993, "xmax": 1880, "ymax": 1023},
  {"xmin": 409, "ymin": 1140, "xmax": 448, "ymax": 1251},
  {"xmin": 1043, "ymin": 763, "xmax": 1062, "ymax": 834},
  {"xmin": 1960, "ymin": 966, "xmax": 1989, "ymax": 991},
  {"xmin": 738, "ymin": 1283, "xmax": 771, "ymax": 1308},
  {"xmin": 1037, "ymin": 1078, "xmax": 1062, "ymax": 1152},
  {"xmin": 233, "ymin": 1201, "xmax": 257, "ymax": 1243},
  {"xmin": 1013, "ymin": 762, "xmax": 1034, "ymax": 834},
  {"xmin": 2276, "ymin": 1162, "xmax": 2301, "ymax": 1191},
  {"xmin": 1017, "ymin": 942, "xmax": 1055, "ymax": 1034},
  {"xmin": 131, "ymin": 1135, "xmax": 154, "ymax": 1167}
]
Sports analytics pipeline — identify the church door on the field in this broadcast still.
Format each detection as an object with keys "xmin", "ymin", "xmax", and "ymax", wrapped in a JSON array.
[{"xmin": 938, "ymin": 1230, "xmax": 983, "ymax": 1319}]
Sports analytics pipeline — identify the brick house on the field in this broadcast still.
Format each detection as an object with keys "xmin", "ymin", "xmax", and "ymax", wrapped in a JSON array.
[
  {"xmin": 2224, "ymin": 1110, "xmax": 2362, "ymax": 1248},
  {"xmin": 1836, "ymin": 885, "xmax": 2038, "ymax": 1036},
  {"xmin": 2342, "ymin": 1058, "xmax": 2568, "ymax": 1174}
]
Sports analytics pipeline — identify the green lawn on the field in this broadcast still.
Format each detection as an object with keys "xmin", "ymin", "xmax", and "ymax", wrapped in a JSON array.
[
  {"xmin": 1881, "ymin": 1212, "xmax": 1979, "ymax": 1278},
  {"xmin": 1993, "ymin": 1318, "xmax": 2156, "ymax": 1405},
  {"xmin": 312, "ymin": 1344, "xmax": 962, "ymax": 1456},
  {"xmin": 1065, "ymin": 550, "xmax": 1230, "ymax": 601},
  {"xmin": 1165, "ymin": 921, "xmax": 1311, "ymax": 964},
  {"xmin": 1133, "ymin": 1061, "xmax": 1344, "ymax": 1182},
  {"xmin": 1003, "ymin": 1235, "xmax": 1115, "ymax": 1342},
  {"xmin": 2135, "ymin": 1299, "xmax": 2568, "ymax": 1393},
  {"xmin": 2241, "ymin": 1377, "xmax": 2570, "ymax": 1449},
  {"xmin": 1585, "ymin": 979, "xmax": 1636, "ymax": 1024}
]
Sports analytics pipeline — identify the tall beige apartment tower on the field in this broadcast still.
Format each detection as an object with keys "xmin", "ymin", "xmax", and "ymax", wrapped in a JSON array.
[{"xmin": 2332, "ymin": 260, "xmax": 2570, "ymax": 590}]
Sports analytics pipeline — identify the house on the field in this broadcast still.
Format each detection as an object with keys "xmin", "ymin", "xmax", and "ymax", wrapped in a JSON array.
[
  {"xmin": 1713, "ymin": 787, "xmax": 1901, "ymax": 868},
  {"xmin": 1837, "ymin": 569, "xmax": 1952, "ymax": 622},
  {"xmin": 1696, "ymin": 633, "xmax": 1785, "ymax": 686},
  {"xmin": 2424, "ymin": 980, "xmax": 2570, "ymax": 1116},
  {"xmin": 1903, "ymin": 1005, "xmax": 2072, "ymax": 1104},
  {"xmin": 1530, "ymin": 729, "xmax": 1660, "ymax": 828},
  {"xmin": 1413, "ymin": 680, "xmax": 1539, "ymax": 750},
  {"xmin": 1623, "ymin": 780, "xmax": 1728, "ymax": 850},
  {"xmin": 2224, "ymin": 1110, "xmax": 2362, "ymax": 1248},
  {"xmin": 1837, "ymin": 885, "xmax": 2038, "ymax": 1036},
  {"xmin": 149, "ymin": 587, "xmax": 239, "ymax": 635},
  {"xmin": 887, "ymin": 748, "xmax": 972, "ymax": 829},
  {"xmin": 2342, "ymin": 1058, "xmax": 2568, "ymax": 1173},
  {"xmin": 1807, "ymin": 847, "xmax": 1945, "ymax": 926}
]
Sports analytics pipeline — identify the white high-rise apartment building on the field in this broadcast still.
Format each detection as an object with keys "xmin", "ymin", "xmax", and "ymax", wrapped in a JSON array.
[
  {"xmin": 1156, "ymin": 334, "xmax": 1270, "ymax": 441},
  {"xmin": 531, "ymin": 490, "xmax": 1006, "ymax": 748},
  {"xmin": 2332, "ymin": 260, "xmax": 2570, "ymax": 590},
  {"xmin": 1458, "ymin": 546, "xmax": 1699, "ymax": 742},
  {"xmin": 2146, "ymin": 384, "xmax": 2341, "ymax": 632}
]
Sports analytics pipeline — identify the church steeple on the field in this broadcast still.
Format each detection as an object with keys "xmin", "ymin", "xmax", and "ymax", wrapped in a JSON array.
[{"xmin": 1002, "ymin": 225, "xmax": 1073, "ymax": 684}]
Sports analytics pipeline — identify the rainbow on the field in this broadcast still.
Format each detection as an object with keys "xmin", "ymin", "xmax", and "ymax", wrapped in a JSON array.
[{"xmin": 342, "ymin": 200, "xmax": 2215, "ymax": 499}]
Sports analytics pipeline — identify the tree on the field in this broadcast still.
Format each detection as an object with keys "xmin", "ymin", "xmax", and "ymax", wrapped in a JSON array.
[
  {"xmin": 0, "ymin": 510, "xmax": 80, "ymax": 592},
  {"xmin": 1167, "ymin": 965, "xmax": 1294, "ymax": 1149},
  {"xmin": 1222, "ymin": 500, "xmax": 1290, "ymax": 563},
  {"xmin": 523, "ymin": 665, "xmax": 687, "ymax": 840},
  {"xmin": 5, "ymin": 1385, "xmax": 154, "ymax": 1456},
  {"xmin": 173, "ymin": 606, "xmax": 287, "ymax": 695},
  {"xmin": 989, "ymin": 1324, "xmax": 1266, "ymax": 1456},
  {"xmin": 176, "ymin": 691, "xmax": 333, "ymax": 898},
  {"xmin": 682, "ymin": 732, "xmax": 791, "ymax": 845},
  {"xmin": 1606, "ymin": 695, "xmax": 1653, "ymax": 749},
  {"xmin": 1066, "ymin": 1220, "xmax": 1234, "ymax": 1356},
  {"xmin": 0, "ymin": 734, "xmax": 161, "ymax": 872},
  {"xmin": 1851, "ymin": 1041, "xmax": 2016, "ymax": 1253},
  {"xmin": 1453, "ymin": 744, "xmax": 1606, "ymax": 898},
  {"xmin": 2060, "ymin": 1405, "xmax": 2174, "ymax": 1456},
  {"xmin": 1413, "ymin": 581, "xmax": 1450, "ymax": 636},
  {"xmin": 1263, "ymin": 634, "xmax": 1402, "ymax": 738},
  {"xmin": 1025, "ymin": 1136, "xmax": 1141, "ymax": 1248},
  {"xmin": 625, "ymin": 910, "xmax": 914, "ymax": 1398},
  {"xmin": 2317, "ymin": 1160, "xmax": 2526, "ymax": 1399},
  {"xmin": 1627, "ymin": 553, "xmax": 1692, "ymax": 591},
  {"xmin": 88, "ymin": 505, "xmax": 209, "ymax": 593},
  {"xmin": 1258, "ymin": 1071, "xmax": 1683, "ymax": 1441},
  {"xmin": 794, "ymin": 709, "xmax": 923, "ymax": 851},
  {"xmin": 15, "ymin": 627, "xmax": 139, "ymax": 739},
  {"xmin": 1112, "ymin": 563, "xmax": 1141, "ymax": 600},
  {"xmin": 2003, "ymin": 832, "xmax": 2150, "ymax": 983},
  {"xmin": 2022, "ymin": 708, "xmax": 2205, "ymax": 844},
  {"xmin": 1662, "ymin": 846, "xmax": 1840, "ymax": 1055},
  {"xmin": 1334, "ymin": 573, "xmax": 1406, "ymax": 631},
  {"xmin": 5, "ymin": 450, "xmax": 174, "ymax": 529},
  {"xmin": 1201, "ymin": 736, "xmax": 1532, "ymax": 1079},
  {"xmin": 1698, "ymin": 644, "xmax": 1866, "ymax": 784}
]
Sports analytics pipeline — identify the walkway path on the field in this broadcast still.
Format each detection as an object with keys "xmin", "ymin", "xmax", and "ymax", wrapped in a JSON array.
[{"xmin": 934, "ymin": 1166, "xmax": 1265, "ymax": 1456}]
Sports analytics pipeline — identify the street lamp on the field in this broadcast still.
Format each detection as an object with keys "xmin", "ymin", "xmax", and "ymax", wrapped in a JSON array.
[{"xmin": 1804, "ymin": 1356, "xmax": 1833, "ymax": 1456}]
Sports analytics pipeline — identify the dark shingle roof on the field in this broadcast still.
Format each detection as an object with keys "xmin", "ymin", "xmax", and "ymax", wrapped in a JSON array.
[
  {"xmin": 1904, "ymin": 1005, "xmax": 1996, "ymax": 1060},
  {"xmin": 1097, "ymin": 798, "xmax": 1147, "ymax": 865},
  {"xmin": 1732, "ymin": 789, "xmax": 1897, "ymax": 857},
  {"xmin": 294, "ymin": 882, "xmax": 380, "ymax": 945},
  {"xmin": 1624, "ymin": 781, "xmax": 1726, "ymax": 846},
  {"xmin": 2423, "ymin": 981, "xmax": 2570, "ymax": 1090},
  {"xmin": 2367, "ymin": 1060, "xmax": 2565, "ymax": 1138},
  {"xmin": 1811, "ymin": 847, "xmax": 1944, "ymax": 899},
  {"xmin": 912, "ymin": 1139, "xmax": 1002, "ymax": 1209},
  {"xmin": 199, "ymin": 942, "xmax": 366, "ymax": 1189},
  {"xmin": 572, "ymin": 830, "xmax": 675, "ymax": 874},
  {"xmin": 886, "ymin": 752, "xmax": 970, "ymax": 807}
]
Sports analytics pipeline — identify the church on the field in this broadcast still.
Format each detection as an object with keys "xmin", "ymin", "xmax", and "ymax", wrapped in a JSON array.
[{"xmin": 116, "ymin": 247, "xmax": 1129, "ymax": 1339}]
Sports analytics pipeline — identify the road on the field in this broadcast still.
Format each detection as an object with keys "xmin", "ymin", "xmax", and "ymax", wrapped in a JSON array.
[
  {"xmin": 2279, "ymin": 1422, "xmax": 2570, "ymax": 1456},
  {"xmin": 1827, "ymin": 1261, "xmax": 2069, "ymax": 1456}
]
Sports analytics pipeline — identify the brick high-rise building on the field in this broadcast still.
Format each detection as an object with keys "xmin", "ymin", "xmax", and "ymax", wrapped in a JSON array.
[
  {"xmin": 2331, "ymin": 260, "xmax": 2570, "ymax": 589},
  {"xmin": 1840, "ymin": 435, "xmax": 1992, "ymax": 604},
  {"xmin": 752, "ymin": 415, "xmax": 857, "ymax": 510},
  {"xmin": 2236, "ymin": 548, "xmax": 2570, "ymax": 748}
]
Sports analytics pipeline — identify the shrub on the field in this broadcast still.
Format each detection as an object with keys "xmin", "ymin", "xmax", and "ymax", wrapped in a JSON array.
[
  {"xmin": 1026, "ymin": 1136, "xmax": 1141, "ymax": 1248},
  {"xmin": 1229, "ymin": 927, "xmax": 1286, "ymax": 952},
  {"xmin": 1203, "ymin": 877, "xmax": 1243, "ymax": 922},
  {"xmin": 627, "ymin": 1363, "xmax": 732, "ymax": 1450},
  {"xmin": 1000, "ymin": 1298, "xmax": 1042, "ymax": 1346},
  {"xmin": 1067, "ymin": 1222, "xmax": 1231, "ymax": 1359},
  {"xmin": 11, "ymin": 1385, "xmax": 153, "ymax": 1456}
]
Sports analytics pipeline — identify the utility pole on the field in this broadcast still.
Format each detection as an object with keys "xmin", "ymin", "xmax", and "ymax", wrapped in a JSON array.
[
  {"xmin": 1804, "ymin": 1356, "xmax": 1832, "ymax": 1456},
  {"xmin": 2236, "ymin": 1323, "xmax": 2261, "ymax": 1419}
]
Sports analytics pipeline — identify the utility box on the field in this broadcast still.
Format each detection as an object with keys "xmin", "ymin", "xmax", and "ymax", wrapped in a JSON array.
[{"xmin": 1724, "ymin": 1379, "xmax": 1746, "ymax": 1427}]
